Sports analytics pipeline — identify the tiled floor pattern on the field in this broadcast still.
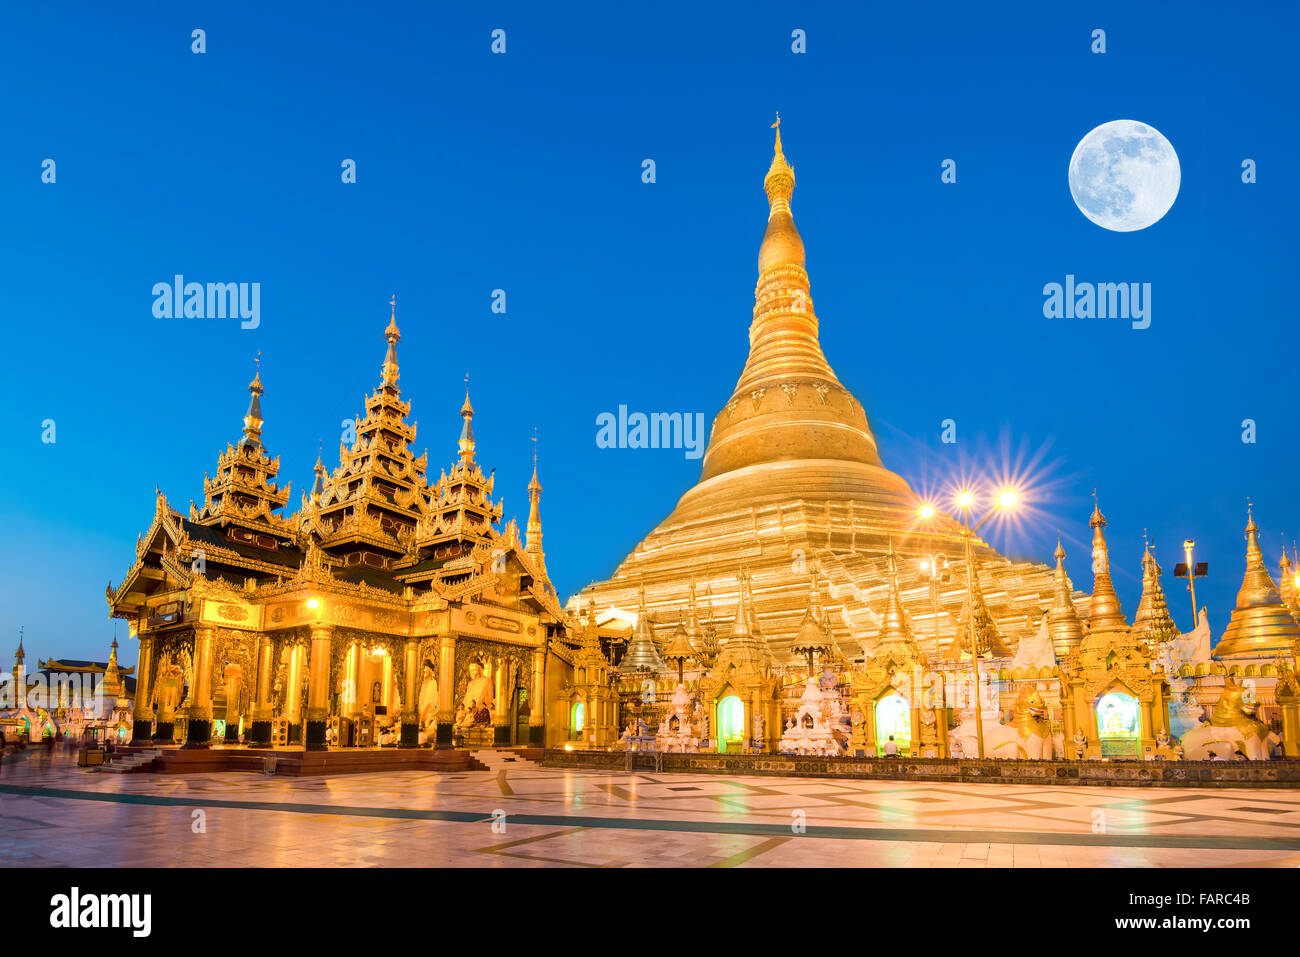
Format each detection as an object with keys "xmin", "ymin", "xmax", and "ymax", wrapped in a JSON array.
[{"xmin": 2, "ymin": 749, "xmax": 1299, "ymax": 867}]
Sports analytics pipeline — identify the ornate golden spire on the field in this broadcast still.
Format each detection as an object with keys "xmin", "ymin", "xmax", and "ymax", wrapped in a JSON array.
[
  {"xmin": 729, "ymin": 568, "xmax": 753, "ymax": 639},
  {"xmin": 1047, "ymin": 536, "xmax": 1085, "ymax": 658},
  {"xmin": 525, "ymin": 432, "xmax": 546, "ymax": 578},
  {"xmin": 1215, "ymin": 504, "xmax": 1300, "ymax": 658},
  {"xmin": 684, "ymin": 578, "xmax": 701, "ymax": 642},
  {"xmin": 1279, "ymin": 545, "xmax": 1300, "ymax": 620},
  {"xmin": 242, "ymin": 353, "xmax": 264, "ymax": 449},
  {"xmin": 622, "ymin": 581, "xmax": 667, "ymax": 673},
  {"xmin": 956, "ymin": 562, "xmax": 1012, "ymax": 658},
  {"xmin": 1131, "ymin": 535, "xmax": 1176, "ymax": 648},
  {"xmin": 760, "ymin": 112, "xmax": 801, "ymax": 270},
  {"xmin": 876, "ymin": 540, "xmax": 923, "ymax": 661},
  {"xmin": 381, "ymin": 296, "xmax": 401, "ymax": 388},
  {"xmin": 1085, "ymin": 495, "xmax": 1128, "ymax": 633},
  {"xmin": 458, "ymin": 375, "xmax": 476, "ymax": 462},
  {"xmin": 697, "ymin": 116, "xmax": 885, "ymax": 484},
  {"xmin": 196, "ymin": 358, "xmax": 292, "ymax": 535},
  {"xmin": 790, "ymin": 569, "xmax": 834, "ymax": 670}
]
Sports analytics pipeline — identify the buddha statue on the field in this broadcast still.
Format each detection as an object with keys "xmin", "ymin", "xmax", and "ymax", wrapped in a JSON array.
[
  {"xmin": 417, "ymin": 660, "xmax": 438, "ymax": 730},
  {"xmin": 455, "ymin": 660, "xmax": 494, "ymax": 730}
]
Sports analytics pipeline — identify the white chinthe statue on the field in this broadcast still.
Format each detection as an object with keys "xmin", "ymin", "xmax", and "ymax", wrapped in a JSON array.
[
  {"xmin": 951, "ymin": 685, "xmax": 1054, "ymax": 759},
  {"xmin": 1011, "ymin": 614, "xmax": 1057, "ymax": 672}
]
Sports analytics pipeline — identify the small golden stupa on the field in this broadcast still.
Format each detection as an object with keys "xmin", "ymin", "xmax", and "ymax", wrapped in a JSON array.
[{"xmin": 1214, "ymin": 506, "xmax": 1300, "ymax": 659}]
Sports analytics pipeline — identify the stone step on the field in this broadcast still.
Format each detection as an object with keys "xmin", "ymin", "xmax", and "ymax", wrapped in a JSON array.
[
  {"xmin": 469, "ymin": 748, "xmax": 542, "ymax": 771},
  {"xmin": 102, "ymin": 749, "xmax": 160, "ymax": 773}
]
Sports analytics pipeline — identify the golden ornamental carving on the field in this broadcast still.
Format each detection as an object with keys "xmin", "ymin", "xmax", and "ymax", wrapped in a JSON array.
[{"xmin": 218, "ymin": 604, "xmax": 249, "ymax": 622}]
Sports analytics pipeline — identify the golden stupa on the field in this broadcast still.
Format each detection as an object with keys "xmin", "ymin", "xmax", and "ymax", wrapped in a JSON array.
[
  {"xmin": 1213, "ymin": 507, "xmax": 1300, "ymax": 659},
  {"xmin": 572, "ymin": 121, "xmax": 1072, "ymax": 661}
]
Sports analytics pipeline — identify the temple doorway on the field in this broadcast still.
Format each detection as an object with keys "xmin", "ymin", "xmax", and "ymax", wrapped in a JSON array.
[
  {"xmin": 570, "ymin": 701, "xmax": 585, "ymax": 739},
  {"xmin": 874, "ymin": 694, "xmax": 911, "ymax": 756},
  {"xmin": 514, "ymin": 688, "xmax": 530, "ymax": 745},
  {"xmin": 1096, "ymin": 690, "xmax": 1140, "ymax": 758},
  {"xmin": 717, "ymin": 695, "xmax": 744, "ymax": 753}
]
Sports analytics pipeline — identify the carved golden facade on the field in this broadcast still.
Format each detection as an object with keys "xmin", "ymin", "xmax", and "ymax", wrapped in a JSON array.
[{"xmin": 108, "ymin": 305, "xmax": 570, "ymax": 751}]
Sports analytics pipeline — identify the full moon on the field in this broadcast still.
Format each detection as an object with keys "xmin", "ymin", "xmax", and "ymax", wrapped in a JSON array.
[{"xmin": 1068, "ymin": 120, "xmax": 1180, "ymax": 232}]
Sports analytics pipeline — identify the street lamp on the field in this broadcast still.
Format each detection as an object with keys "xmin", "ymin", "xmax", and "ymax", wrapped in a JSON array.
[{"xmin": 918, "ymin": 488, "xmax": 1019, "ymax": 759}]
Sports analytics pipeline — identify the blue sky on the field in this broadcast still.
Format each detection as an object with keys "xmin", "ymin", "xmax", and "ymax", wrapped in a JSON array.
[{"xmin": 2, "ymin": 0, "xmax": 1296, "ymax": 663}]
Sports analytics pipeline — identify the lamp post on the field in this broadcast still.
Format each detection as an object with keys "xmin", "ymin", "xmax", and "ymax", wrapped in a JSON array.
[
  {"xmin": 1174, "ymin": 540, "xmax": 1207, "ymax": 632},
  {"xmin": 919, "ymin": 489, "xmax": 1017, "ymax": 759}
]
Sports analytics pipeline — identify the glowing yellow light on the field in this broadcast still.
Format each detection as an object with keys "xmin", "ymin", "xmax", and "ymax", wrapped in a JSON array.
[
  {"xmin": 919, "ymin": 560, "xmax": 930, "ymax": 572},
  {"xmin": 918, "ymin": 504, "xmax": 935, "ymax": 519},
  {"xmin": 998, "ymin": 489, "xmax": 1018, "ymax": 509},
  {"xmin": 956, "ymin": 491, "xmax": 974, "ymax": 509},
  {"xmin": 306, "ymin": 599, "xmax": 320, "ymax": 609}
]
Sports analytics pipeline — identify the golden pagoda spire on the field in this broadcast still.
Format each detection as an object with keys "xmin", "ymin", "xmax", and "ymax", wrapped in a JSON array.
[
  {"xmin": 684, "ymin": 578, "xmax": 701, "ymax": 641},
  {"xmin": 729, "ymin": 568, "xmax": 753, "ymax": 639},
  {"xmin": 876, "ymin": 539, "xmax": 922, "ymax": 661},
  {"xmin": 241, "ymin": 353, "xmax": 265, "ymax": 449},
  {"xmin": 956, "ymin": 562, "xmax": 1013, "ymax": 658},
  {"xmin": 458, "ymin": 374, "xmax": 476, "ymax": 462},
  {"xmin": 1216, "ymin": 504, "xmax": 1300, "ymax": 658},
  {"xmin": 697, "ymin": 115, "xmax": 885, "ymax": 484},
  {"xmin": 525, "ymin": 430, "xmax": 546, "ymax": 577},
  {"xmin": 1085, "ymin": 494, "xmax": 1128, "ymax": 633},
  {"xmin": 790, "ymin": 568, "xmax": 833, "ymax": 671},
  {"xmin": 622, "ymin": 580, "xmax": 667, "ymax": 673},
  {"xmin": 381, "ymin": 296, "xmax": 401, "ymax": 388},
  {"xmin": 1277, "ymin": 538, "xmax": 1300, "ymax": 620},
  {"xmin": 309, "ymin": 440, "xmax": 326, "ymax": 502},
  {"xmin": 1131, "ymin": 534, "xmax": 1176, "ymax": 648},
  {"xmin": 1046, "ymin": 535, "xmax": 1085, "ymax": 658}
]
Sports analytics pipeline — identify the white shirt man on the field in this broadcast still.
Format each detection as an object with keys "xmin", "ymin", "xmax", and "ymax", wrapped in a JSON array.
[{"xmin": 883, "ymin": 736, "xmax": 899, "ymax": 757}]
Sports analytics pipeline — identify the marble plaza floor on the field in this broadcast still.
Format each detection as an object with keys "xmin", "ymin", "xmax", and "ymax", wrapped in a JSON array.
[{"xmin": 2, "ymin": 748, "xmax": 1299, "ymax": 867}]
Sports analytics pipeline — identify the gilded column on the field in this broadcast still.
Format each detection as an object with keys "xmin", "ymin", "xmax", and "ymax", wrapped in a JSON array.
[
  {"xmin": 344, "ymin": 641, "xmax": 362, "ymax": 720},
  {"xmin": 222, "ymin": 663, "xmax": 244, "ymax": 743},
  {"xmin": 130, "ymin": 631, "xmax": 156, "ymax": 745},
  {"xmin": 304, "ymin": 623, "xmax": 333, "ymax": 750},
  {"xmin": 183, "ymin": 625, "xmax": 216, "ymax": 748},
  {"xmin": 529, "ymin": 649, "xmax": 545, "ymax": 747},
  {"xmin": 436, "ymin": 633, "xmax": 455, "ymax": 747},
  {"xmin": 248, "ymin": 633, "xmax": 274, "ymax": 746},
  {"xmin": 492, "ymin": 656, "xmax": 509, "ymax": 746},
  {"xmin": 400, "ymin": 638, "xmax": 419, "ymax": 747},
  {"xmin": 284, "ymin": 640, "xmax": 305, "ymax": 744}
]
